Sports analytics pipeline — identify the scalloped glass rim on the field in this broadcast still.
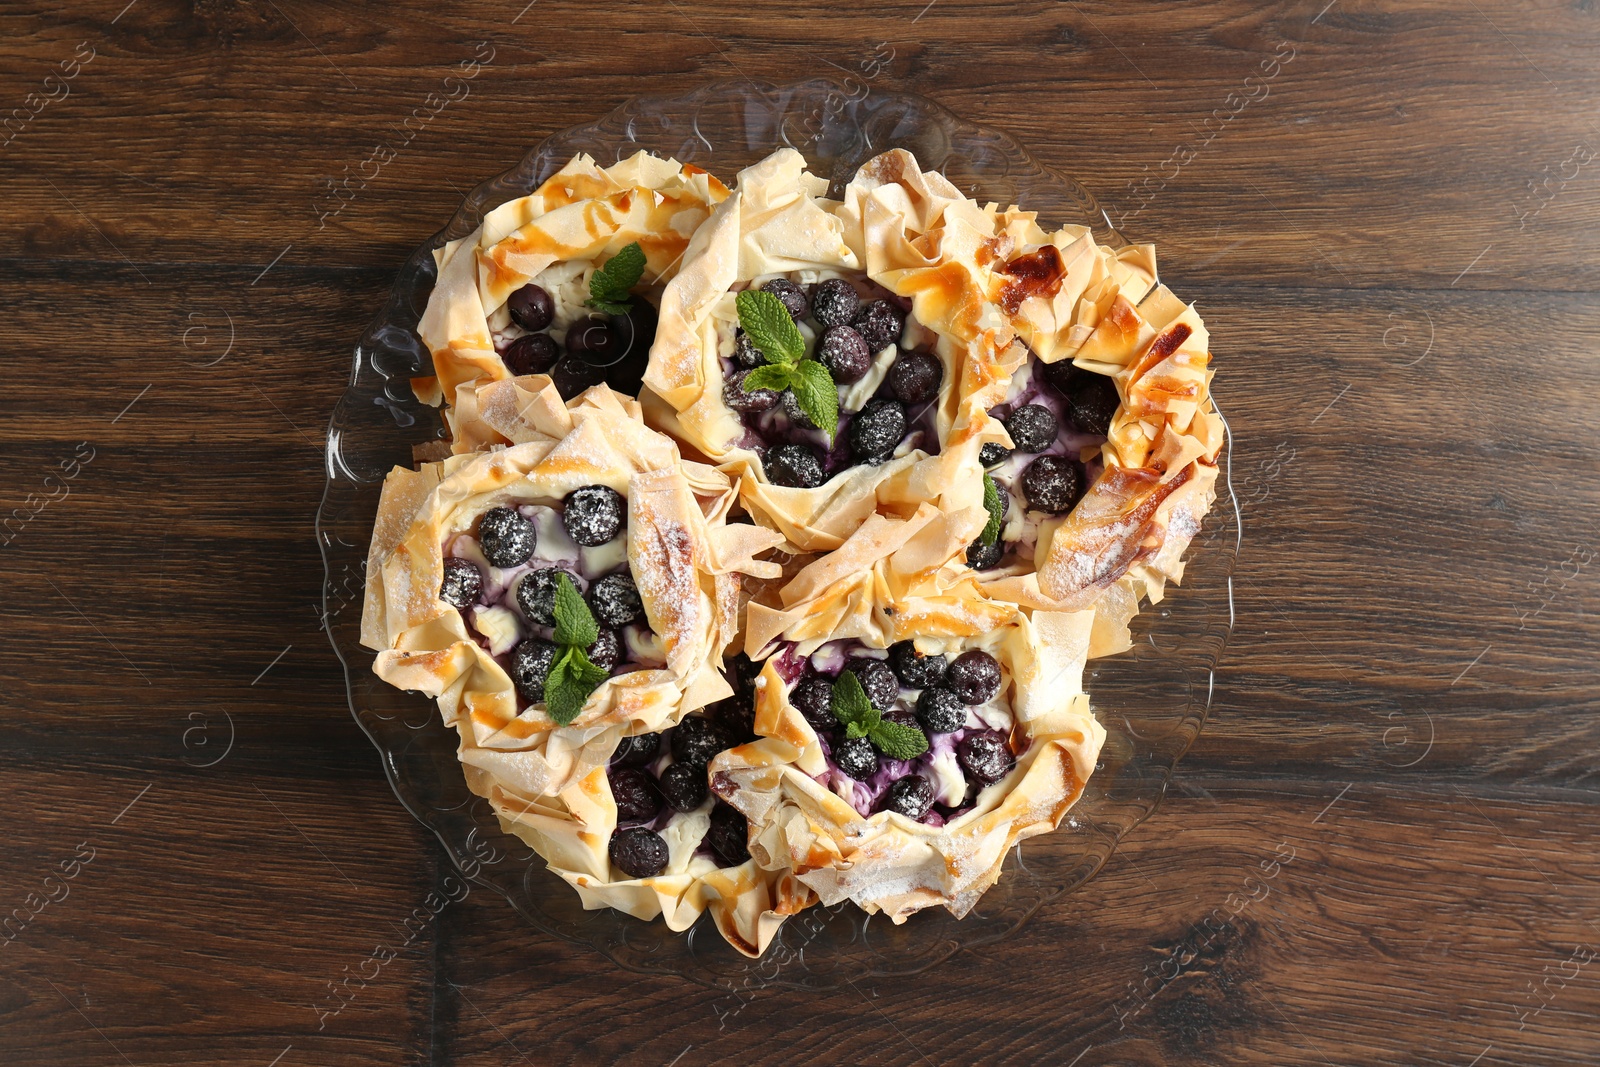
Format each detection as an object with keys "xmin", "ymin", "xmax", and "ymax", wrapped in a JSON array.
[{"xmin": 317, "ymin": 78, "xmax": 1239, "ymax": 992}]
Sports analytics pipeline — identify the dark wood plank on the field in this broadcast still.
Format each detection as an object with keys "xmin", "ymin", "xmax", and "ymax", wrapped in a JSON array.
[
  {"xmin": 427, "ymin": 782, "xmax": 1600, "ymax": 1066},
  {"xmin": 0, "ymin": 1, "xmax": 1597, "ymax": 288},
  {"xmin": 0, "ymin": 762, "xmax": 441, "ymax": 1066}
]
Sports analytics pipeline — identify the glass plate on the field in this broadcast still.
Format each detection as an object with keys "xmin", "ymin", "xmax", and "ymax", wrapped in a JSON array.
[{"xmin": 316, "ymin": 78, "xmax": 1240, "ymax": 991}]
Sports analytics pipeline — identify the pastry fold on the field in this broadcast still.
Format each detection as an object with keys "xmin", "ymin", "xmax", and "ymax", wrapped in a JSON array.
[
  {"xmin": 415, "ymin": 152, "xmax": 728, "ymax": 451},
  {"xmin": 709, "ymin": 505, "xmax": 1106, "ymax": 923},
  {"xmin": 360, "ymin": 384, "xmax": 782, "ymax": 799}
]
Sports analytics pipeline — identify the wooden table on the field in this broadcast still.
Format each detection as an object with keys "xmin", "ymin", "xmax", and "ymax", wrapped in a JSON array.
[{"xmin": 4, "ymin": 1, "xmax": 1597, "ymax": 1063}]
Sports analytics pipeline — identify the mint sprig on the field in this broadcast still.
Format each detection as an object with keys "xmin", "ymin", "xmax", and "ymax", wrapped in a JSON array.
[
  {"xmin": 980, "ymin": 472, "xmax": 1005, "ymax": 546},
  {"xmin": 542, "ymin": 572, "xmax": 611, "ymax": 726},
  {"xmin": 735, "ymin": 289, "xmax": 805, "ymax": 365},
  {"xmin": 586, "ymin": 241, "xmax": 647, "ymax": 315},
  {"xmin": 830, "ymin": 670, "xmax": 929, "ymax": 761},
  {"xmin": 735, "ymin": 289, "xmax": 838, "ymax": 438}
]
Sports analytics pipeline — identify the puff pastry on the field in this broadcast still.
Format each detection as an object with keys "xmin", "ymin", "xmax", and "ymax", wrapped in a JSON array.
[
  {"xmin": 415, "ymin": 152, "xmax": 729, "ymax": 451},
  {"xmin": 709, "ymin": 502, "xmax": 1106, "ymax": 922}
]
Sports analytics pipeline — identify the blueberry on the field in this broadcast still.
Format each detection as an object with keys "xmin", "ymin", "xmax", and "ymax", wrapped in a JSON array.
[
  {"xmin": 818, "ymin": 326, "xmax": 872, "ymax": 383},
  {"xmin": 587, "ymin": 572, "xmax": 644, "ymax": 628},
  {"xmin": 848, "ymin": 398, "xmax": 907, "ymax": 464},
  {"xmin": 765, "ymin": 444, "xmax": 826, "ymax": 489},
  {"xmin": 915, "ymin": 687, "xmax": 967, "ymax": 734},
  {"xmin": 809, "ymin": 278, "xmax": 861, "ymax": 328},
  {"xmin": 1045, "ymin": 363, "xmax": 1120, "ymax": 435},
  {"xmin": 712, "ymin": 693, "xmax": 756, "ymax": 743},
  {"xmin": 609, "ymin": 767, "xmax": 663, "ymax": 822},
  {"xmin": 550, "ymin": 354, "xmax": 606, "ymax": 399},
  {"xmin": 887, "ymin": 351, "xmax": 942, "ymax": 405},
  {"xmin": 671, "ymin": 716, "xmax": 732, "ymax": 770},
  {"xmin": 883, "ymin": 775, "xmax": 935, "ymax": 819},
  {"xmin": 506, "ymin": 283, "xmax": 554, "ymax": 332},
  {"xmin": 732, "ymin": 331, "xmax": 766, "ymax": 368},
  {"xmin": 958, "ymin": 732, "xmax": 1016, "ymax": 784},
  {"xmin": 725, "ymin": 652, "xmax": 762, "ymax": 697},
  {"xmin": 603, "ymin": 303, "xmax": 656, "ymax": 397},
  {"xmin": 947, "ymin": 650, "xmax": 1002, "ymax": 705},
  {"xmin": 510, "ymin": 639, "xmax": 558, "ymax": 702},
  {"xmin": 439, "ymin": 557, "xmax": 483, "ymax": 610},
  {"xmin": 979, "ymin": 442, "xmax": 1012, "ymax": 468},
  {"xmin": 833, "ymin": 736, "xmax": 879, "ymax": 781},
  {"xmin": 659, "ymin": 761, "xmax": 708, "ymax": 812},
  {"xmin": 515, "ymin": 568, "xmax": 565, "ymax": 626},
  {"xmin": 587, "ymin": 628, "xmax": 622, "ymax": 672},
  {"xmin": 613, "ymin": 732, "xmax": 660, "ymax": 767},
  {"xmin": 780, "ymin": 389, "xmax": 817, "ymax": 430},
  {"xmin": 966, "ymin": 538, "xmax": 1004, "ymax": 571},
  {"xmin": 852, "ymin": 299, "xmax": 904, "ymax": 353},
  {"xmin": 708, "ymin": 802, "xmax": 751, "ymax": 866},
  {"xmin": 845, "ymin": 658, "xmax": 899, "ymax": 712},
  {"xmin": 564, "ymin": 316, "xmax": 620, "ymax": 365},
  {"xmin": 723, "ymin": 367, "xmax": 781, "ymax": 414},
  {"xmin": 478, "ymin": 506, "xmax": 536, "ymax": 567},
  {"xmin": 1004, "ymin": 404, "xmax": 1059, "ymax": 454},
  {"xmin": 609, "ymin": 826, "xmax": 668, "ymax": 878},
  {"xmin": 502, "ymin": 332, "xmax": 560, "ymax": 376},
  {"xmin": 889, "ymin": 641, "xmax": 947, "ymax": 690},
  {"xmin": 761, "ymin": 278, "xmax": 808, "ymax": 320},
  {"xmin": 790, "ymin": 673, "xmax": 836, "ymax": 731},
  {"xmin": 562, "ymin": 484, "xmax": 625, "ymax": 546},
  {"xmin": 1021, "ymin": 455, "xmax": 1085, "ymax": 514}
]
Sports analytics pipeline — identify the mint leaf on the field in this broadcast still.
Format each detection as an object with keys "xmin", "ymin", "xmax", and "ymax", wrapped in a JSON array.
[
  {"xmin": 736, "ymin": 289, "xmax": 805, "ymax": 365},
  {"xmin": 845, "ymin": 719, "xmax": 872, "ymax": 740},
  {"xmin": 544, "ymin": 645, "xmax": 611, "ymax": 726},
  {"xmin": 740, "ymin": 363, "xmax": 795, "ymax": 394},
  {"xmin": 789, "ymin": 359, "xmax": 839, "ymax": 439},
  {"xmin": 980, "ymin": 472, "xmax": 1004, "ymax": 546},
  {"xmin": 869, "ymin": 720, "xmax": 930, "ymax": 761},
  {"xmin": 551, "ymin": 572, "xmax": 599, "ymax": 648},
  {"xmin": 586, "ymin": 241, "xmax": 647, "ymax": 314},
  {"xmin": 830, "ymin": 670, "xmax": 876, "ymax": 730},
  {"xmin": 569, "ymin": 646, "xmax": 611, "ymax": 690}
]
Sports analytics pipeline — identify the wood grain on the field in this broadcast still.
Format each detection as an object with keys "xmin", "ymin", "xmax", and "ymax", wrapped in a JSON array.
[{"xmin": 1, "ymin": 0, "xmax": 1597, "ymax": 1063}]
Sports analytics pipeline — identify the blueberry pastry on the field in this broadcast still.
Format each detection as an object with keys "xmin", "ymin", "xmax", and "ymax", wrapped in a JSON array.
[
  {"xmin": 645, "ymin": 149, "xmax": 997, "ymax": 552},
  {"xmin": 361, "ymin": 386, "xmax": 783, "ymax": 800},
  {"xmin": 708, "ymin": 504, "xmax": 1105, "ymax": 923},
  {"xmin": 413, "ymin": 152, "xmax": 729, "ymax": 450},
  {"xmin": 502, "ymin": 702, "xmax": 815, "ymax": 958}
]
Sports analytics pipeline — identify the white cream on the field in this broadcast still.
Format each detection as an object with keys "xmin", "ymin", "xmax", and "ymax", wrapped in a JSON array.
[
  {"xmin": 839, "ymin": 343, "xmax": 896, "ymax": 412},
  {"xmin": 579, "ymin": 535, "xmax": 629, "ymax": 580},
  {"xmin": 526, "ymin": 506, "xmax": 580, "ymax": 568},
  {"xmin": 470, "ymin": 605, "xmax": 523, "ymax": 657},
  {"xmin": 926, "ymin": 749, "xmax": 968, "ymax": 806}
]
